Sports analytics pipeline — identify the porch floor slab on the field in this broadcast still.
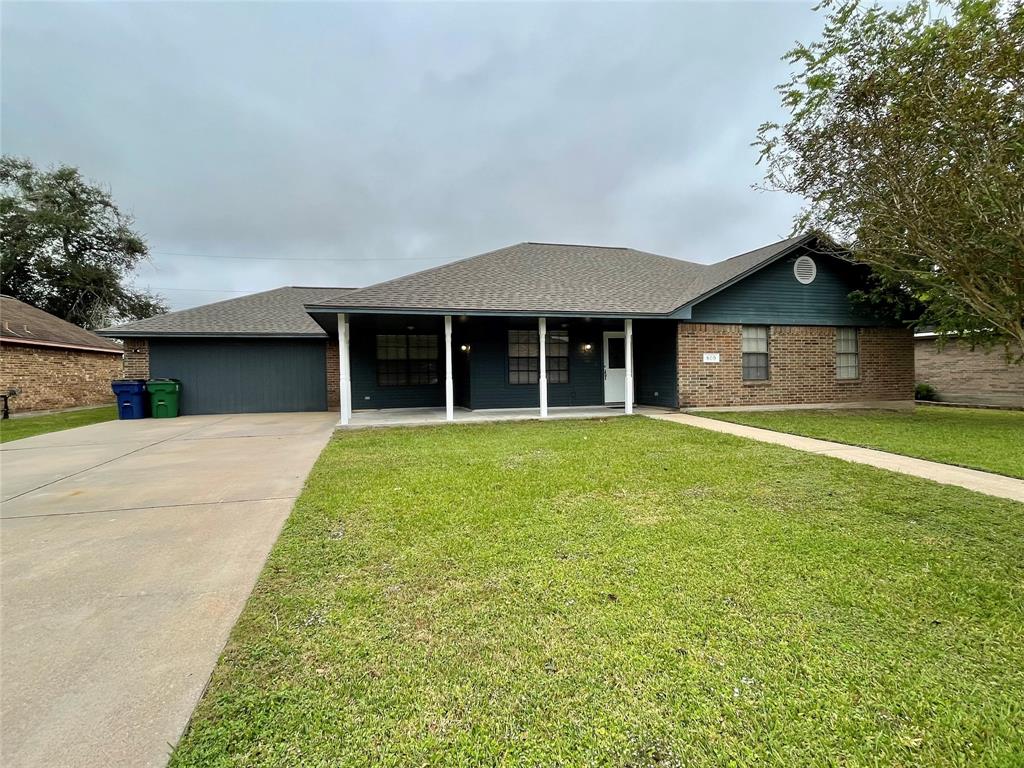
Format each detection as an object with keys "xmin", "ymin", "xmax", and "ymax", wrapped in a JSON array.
[{"xmin": 344, "ymin": 405, "xmax": 669, "ymax": 428}]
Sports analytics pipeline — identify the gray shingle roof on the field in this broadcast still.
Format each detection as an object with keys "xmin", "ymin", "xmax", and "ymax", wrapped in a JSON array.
[
  {"xmin": 308, "ymin": 234, "xmax": 814, "ymax": 316},
  {"xmin": 97, "ymin": 287, "xmax": 353, "ymax": 337},
  {"xmin": 1, "ymin": 295, "xmax": 123, "ymax": 353},
  {"xmin": 97, "ymin": 234, "xmax": 821, "ymax": 336}
]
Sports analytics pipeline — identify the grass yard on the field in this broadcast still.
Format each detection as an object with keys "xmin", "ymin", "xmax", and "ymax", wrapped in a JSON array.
[
  {"xmin": 695, "ymin": 406, "xmax": 1024, "ymax": 479},
  {"xmin": 0, "ymin": 405, "xmax": 117, "ymax": 443},
  {"xmin": 171, "ymin": 417, "xmax": 1024, "ymax": 767}
]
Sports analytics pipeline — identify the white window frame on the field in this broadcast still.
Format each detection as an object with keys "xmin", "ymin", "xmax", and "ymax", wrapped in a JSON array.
[
  {"xmin": 836, "ymin": 327, "xmax": 860, "ymax": 380},
  {"xmin": 741, "ymin": 325, "xmax": 770, "ymax": 381}
]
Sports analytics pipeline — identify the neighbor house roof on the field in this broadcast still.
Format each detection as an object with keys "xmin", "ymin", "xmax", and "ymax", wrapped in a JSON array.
[
  {"xmin": 307, "ymin": 233, "xmax": 818, "ymax": 316},
  {"xmin": 0, "ymin": 295, "xmax": 123, "ymax": 354},
  {"xmin": 98, "ymin": 287, "xmax": 354, "ymax": 338}
]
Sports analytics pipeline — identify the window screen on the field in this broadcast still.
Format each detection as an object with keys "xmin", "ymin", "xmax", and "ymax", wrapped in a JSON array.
[
  {"xmin": 508, "ymin": 329, "xmax": 540, "ymax": 385},
  {"xmin": 741, "ymin": 326, "xmax": 769, "ymax": 381},
  {"xmin": 836, "ymin": 327, "xmax": 859, "ymax": 379},
  {"xmin": 376, "ymin": 334, "xmax": 439, "ymax": 386},
  {"xmin": 547, "ymin": 331, "xmax": 569, "ymax": 384},
  {"xmin": 507, "ymin": 329, "xmax": 570, "ymax": 385}
]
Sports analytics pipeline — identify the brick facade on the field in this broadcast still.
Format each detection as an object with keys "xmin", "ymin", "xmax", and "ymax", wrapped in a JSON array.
[
  {"xmin": 915, "ymin": 337, "xmax": 1024, "ymax": 408},
  {"xmin": 676, "ymin": 323, "xmax": 914, "ymax": 409},
  {"xmin": 0, "ymin": 342, "xmax": 122, "ymax": 413},
  {"xmin": 121, "ymin": 339, "xmax": 150, "ymax": 379},
  {"xmin": 326, "ymin": 339, "xmax": 339, "ymax": 410}
]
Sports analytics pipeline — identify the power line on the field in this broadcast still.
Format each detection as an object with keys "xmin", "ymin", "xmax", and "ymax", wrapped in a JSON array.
[{"xmin": 149, "ymin": 250, "xmax": 440, "ymax": 262}]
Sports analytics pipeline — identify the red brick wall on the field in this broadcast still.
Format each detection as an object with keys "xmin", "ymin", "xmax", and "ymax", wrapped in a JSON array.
[
  {"xmin": 0, "ymin": 343, "xmax": 122, "ymax": 413},
  {"xmin": 326, "ymin": 339, "xmax": 339, "ymax": 410},
  {"xmin": 676, "ymin": 323, "xmax": 914, "ymax": 408},
  {"xmin": 121, "ymin": 339, "xmax": 150, "ymax": 379},
  {"xmin": 915, "ymin": 337, "xmax": 1024, "ymax": 407}
]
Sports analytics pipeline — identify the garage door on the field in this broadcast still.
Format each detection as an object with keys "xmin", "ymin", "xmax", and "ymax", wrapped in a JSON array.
[{"xmin": 149, "ymin": 339, "xmax": 327, "ymax": 415}]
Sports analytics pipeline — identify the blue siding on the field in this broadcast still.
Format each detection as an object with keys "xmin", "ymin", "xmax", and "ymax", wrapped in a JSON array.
[
  {"xmin": 350, "ymin": 315, "xmax": 445, "ymax": 409},
  {"xmin": 465, "ymin": 318, "xmax": 604, "ymax": 409},
  {"xmin": 149, "ymin": 339, "xmax": 327, "ymax": 415},
  {"xmin": 633, "ymin": 320, "xmax": 678, "ymax": 407},
  {"xmin": 689, "ymin": 250, "xmax": 885, "ymax": 326}
]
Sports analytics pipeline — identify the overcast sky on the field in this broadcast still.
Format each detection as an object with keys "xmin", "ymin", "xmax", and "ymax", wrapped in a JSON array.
[{"xmin": 3, "ymin": 1, "xmax": 820, "ymax": 310}]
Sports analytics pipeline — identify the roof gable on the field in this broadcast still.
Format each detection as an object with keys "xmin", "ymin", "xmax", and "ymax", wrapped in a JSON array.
[
  {"xmin": 687, "ymin": 243, "xmax": 879, "ymax": 326},
  {"xmin": 0, "ymin": 296, "xmax": 123, "ymax": 353}
]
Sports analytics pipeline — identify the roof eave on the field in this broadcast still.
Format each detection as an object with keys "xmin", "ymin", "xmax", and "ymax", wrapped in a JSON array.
[
  {"xmin": 95, "ymin": 331, "xmax": 327, "ymax": 339},
  {"xmin": 304, "ymin": 304, "xmax": 677, "ymax": 319},
  {"xmin": 0, "ymin": 336, "xmax": 123, "ymax": 354}
]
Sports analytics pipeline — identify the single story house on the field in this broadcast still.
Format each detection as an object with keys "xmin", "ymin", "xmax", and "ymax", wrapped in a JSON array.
[
  {"xmin": 0, "ymin": 295, "xmax": 123, "ymax": 413},
  {"xmin": 915, "ymin": 332, "xmax": 1023, "ymax": 408},
  {"xmin": 99, "ymin": 233, "xmax": 914, "ymax": 420}
]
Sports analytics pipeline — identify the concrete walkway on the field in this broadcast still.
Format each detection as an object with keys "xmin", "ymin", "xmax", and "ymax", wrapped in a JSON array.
[
  {"xmin": 649, "ymin": 412, "xmax": 1024, "ymax": 503},
  {"xmin": 1, "ymin": 412, "xmax": 336, "ymax": 768}
]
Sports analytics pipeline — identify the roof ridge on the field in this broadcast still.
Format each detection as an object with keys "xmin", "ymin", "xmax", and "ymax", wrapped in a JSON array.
[
  {"xmin": 521, "ymin": 241, "xmax": 705, "ymax": 269},
  {"xmin": 313, "ymin": 243, "xmax": 527, "ymax": 306},
  {"xmin": 523, "ymin": 241, "xmax": 630, "ymax": 250},
  {"xmin": 709, "ymin": 232, "xmax": 811, "ymax": 266}
]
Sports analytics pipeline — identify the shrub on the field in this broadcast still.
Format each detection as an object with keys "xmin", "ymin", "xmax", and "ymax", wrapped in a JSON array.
[{"xmin": 915, "ymin": 382, "xmax": 937, "ymax": 401}]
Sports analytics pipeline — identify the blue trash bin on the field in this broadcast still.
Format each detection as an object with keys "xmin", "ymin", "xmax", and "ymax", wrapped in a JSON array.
[{"xmin": 112, "ymin": 379, "xmax": 148, "ymax": 419}]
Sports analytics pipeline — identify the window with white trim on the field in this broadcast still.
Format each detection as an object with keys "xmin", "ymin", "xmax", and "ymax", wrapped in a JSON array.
[
  {"xmin": 741, "ymin": 326, "xmax": 769, "ymax": 381},
  {"xmin": 836, "ymin": 327, "xmax": 859, "ymax": 379}
]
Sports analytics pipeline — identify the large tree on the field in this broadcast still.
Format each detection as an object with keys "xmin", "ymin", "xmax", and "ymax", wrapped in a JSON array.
[
  {"xmin": 0, "ymin": 156, "xmax": 166, "ymax": 329},
  {"xmin": 756, "ymin": 0, "xmax": 1024, "ymax": 356}
]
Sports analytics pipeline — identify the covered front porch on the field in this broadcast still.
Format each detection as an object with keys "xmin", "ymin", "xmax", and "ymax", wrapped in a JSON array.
[{"xmin": 323, "ymin": 312, "xmax": 679, "ymax": 426}]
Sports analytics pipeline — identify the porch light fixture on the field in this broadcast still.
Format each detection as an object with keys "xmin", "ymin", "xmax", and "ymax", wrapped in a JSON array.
[
  {"xmin": 583, "ymin": 343, "xmax": 593, "ymax": 352},
  {"xmin": 460, "ymin": 344, "xmax": 470, "ymax": 352}
]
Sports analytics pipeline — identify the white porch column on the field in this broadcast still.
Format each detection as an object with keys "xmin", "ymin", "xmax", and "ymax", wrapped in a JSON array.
[
  {"xmin": 538, "ymin": 317, "xmax": 548, "ymax": 418},
  {"xmin": 624, "ymin": 318, "xmax": 634, "ymax": 415},
  {"xmin": 444, "ymin": 315, "xmax": 454, "ymax": 422},
  {"xmin": 337, "ymin": 313, "xmax": 351, "ymax": 426}
]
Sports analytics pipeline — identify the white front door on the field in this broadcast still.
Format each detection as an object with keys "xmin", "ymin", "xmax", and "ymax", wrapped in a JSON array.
[{"xmin": 603, "ymin": 331, "xmax": 626, "ymax": 403}]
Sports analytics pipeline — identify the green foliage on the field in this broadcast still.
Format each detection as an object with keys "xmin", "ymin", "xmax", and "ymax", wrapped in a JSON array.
[
  {"xmin": 757, "ymin": 0, "xmax": 1024, "ymax": 356},
  {"xmin": 0, "ymin": 156, "xmax": 166, "ymax": 329},
  {"xmin": 915, "ymin": 382, "xmax": 938, "ymax": 400},
  {"xmin": 171, "ymin": 418, "xmax": 1024, "ymax": 766}
]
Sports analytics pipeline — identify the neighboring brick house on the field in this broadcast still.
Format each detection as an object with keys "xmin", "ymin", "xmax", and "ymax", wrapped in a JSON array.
[
  {"xmin": 0, "ymin": 295, "xmax": 123, "ymax": 413},
  {"xmin": 915, "ymin": 333, "xmax": 1024, "ymax": 408},
  {"xmin": 101, "ymin": 233, "xmax": 914, "ymax": 418}
]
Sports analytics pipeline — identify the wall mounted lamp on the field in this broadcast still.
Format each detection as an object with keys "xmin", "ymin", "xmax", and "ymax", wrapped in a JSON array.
[{"xmin": 583, "ymin": 343, "xmax": 593, "ymax": 352}]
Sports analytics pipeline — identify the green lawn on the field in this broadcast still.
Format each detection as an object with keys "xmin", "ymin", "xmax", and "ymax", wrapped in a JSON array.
[
  {"xmin": 696, "ymin": 406, "xmax": 1024, "ymax": 479},
  {"xmin": 0, "ymin": 405, "xmax": 117, "ymax": 443},
  {"xmin": 171, "ymin": 417, "xmax": 1024, "ymax": 767}
]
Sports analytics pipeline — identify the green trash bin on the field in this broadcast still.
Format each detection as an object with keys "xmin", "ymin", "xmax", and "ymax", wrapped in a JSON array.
[{"xmin": 146, "ymin": 378, "xmax": 181, "ymax": 418}]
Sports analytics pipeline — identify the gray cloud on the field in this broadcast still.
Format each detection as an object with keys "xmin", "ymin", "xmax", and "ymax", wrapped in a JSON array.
[{"xmin": 3, "ymin": 1, "xmax": 819, "ymax": 309}]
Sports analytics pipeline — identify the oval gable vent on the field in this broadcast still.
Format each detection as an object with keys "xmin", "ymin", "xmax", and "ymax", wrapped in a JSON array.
[{"xmin": 793, "ymin": 255, "xmax": 817, "ymax": 285}]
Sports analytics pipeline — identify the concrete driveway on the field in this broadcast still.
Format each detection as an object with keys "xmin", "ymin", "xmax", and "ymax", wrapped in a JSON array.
[{"xmin": 0, "ymin": 412, "xmax": 336, "ymax": 768}]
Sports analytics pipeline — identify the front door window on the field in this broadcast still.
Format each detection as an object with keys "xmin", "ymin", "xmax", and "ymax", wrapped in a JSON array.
[{"xmin": 603, "ymin": 332, "xmax": 626, "ymax": 403}]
